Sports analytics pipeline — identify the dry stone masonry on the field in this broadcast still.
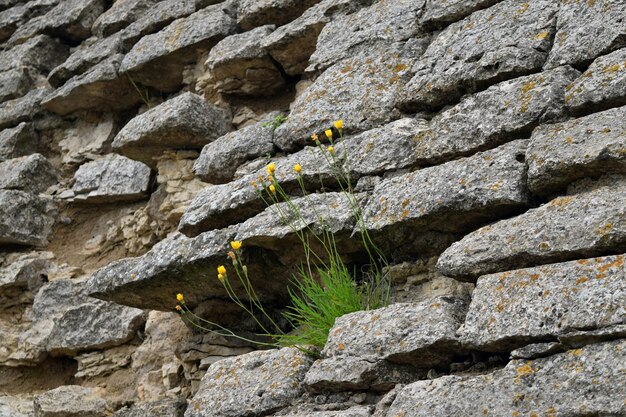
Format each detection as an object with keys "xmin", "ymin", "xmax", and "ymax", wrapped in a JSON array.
[{"xmin": 0, "ymin": 0, "xmax": 625, "ymax": 416}]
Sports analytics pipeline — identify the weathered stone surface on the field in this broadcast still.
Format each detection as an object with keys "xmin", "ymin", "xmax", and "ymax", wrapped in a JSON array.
[
  {"xmin": 58, "ymin": 113, "xmax": 119, "ymax": 166},
  {"xmin": 0, "ymin": 317, "xmax": 49, "ymax": 366},
  {"xmin": 120, "ymin": 1, "xmax": 237, "ymax": 91},
  {"xmin": 0, "ymin": 251, "xmax": 52, "ymax": 307},
  {"xmin": 92, "ymin": 0, "xmax": 160, "ymax": 38},
  {"xmin": 510, "ymin": 342, "xmax": 565, "ymax": 360},
  {"xmin": 459, "ymin": 254, "xmax": 625, "ymax": 351},
  {"xmin": 420, "ymin": 0, "xmax": 502, "ymax": 27},
  {"xmin": 0, "ymin": 0, "xmax": 57, "ymax": 42},
  {"xmin": 0, "ymin": 67, "xmax": 32, "ymax": 103},
  {"xmin": 237, "ymin": 0, "xmax": 322, "ymax": 31},
  {"xmin": 386, "ymin": 340, "xmax": 626, "ymax": 417},
  {"xmin": 261, "ymin": 0, "xmax": 373, "ymax": 76},
  {"xmin": 274, "ymin": 48, "xmax": 414, "ymax": 151},
  {"xmin": 112, "ymin": 92, "xmax": 231, "ymax": 165},
  {"xmin": 363, "ymin": 140, "xmax": 529, "ymax": 236},
  {"xmin": 0, "ymin": 190, "xmax": 55, "ymax": 246},
  {"xmin": 0, "ymin": 88, "xmax": 50, "ymax": 130},
  {"xmin": 69, "ymin": 154, "xmax": 151, "ymax": 203},
  {"xmin": 276, "ymin": 405, "xmax": 374, "ymax": 417},
  {"xmin": 545, "ymin": 0, "xmax": 626, "ymax": 69},
  {"xmin": 186, "ymin": 348, "xmax": 314, "ymax": 417},
  {"xmin": 308, "ymin": 0, "xmax": 426, "ymax": 72},
  {"xmin": 0, "ymin": 34, "xmax": 68, "ymax": 74},
  {"xmin": 33, "ymin": 386, "xmax": 108, "ymax": 417},
  {"xmin": 42, "ymin": 54, "xmax": 143, "ymax": 116},
  {"xmin": 527, "ymin": 106, "xmax": 626, "ymax": 197},
  {"xmin": 113, "ymin": 398, "xmax": 187, "ymax": 417},
  {"xmin": 437, "ymin": 180, "xmax": 626, "ymax": 280},
  {"xmin": 193, "ymin": 115, "xmax": 276, "ymax": 184},
  {"xmin": 0, "ymin": 154, "xmax": 58, "ymax": 194},
  {"xmin": 0, "ymin": 123, "xmax": 38, "ymax": 161},
  {"xmin": 399, "ymin": 0, "xmax": 558, "ymax": 111},
  {"xmin": 0, "ymin": 395, "xmax": 33, "ymax": 417},
  {"xmin": 205, "ymin": 25, "xmax": 286, "ymax": 96},
  {"xmin": 565, "ymin": 47, "xmax": 626, "ymax": 114}
]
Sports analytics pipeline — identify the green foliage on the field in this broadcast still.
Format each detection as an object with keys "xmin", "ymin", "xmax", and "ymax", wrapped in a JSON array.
[{"xmin": 261, "ymin": 114, "xmax": 288, "ymax": 130}]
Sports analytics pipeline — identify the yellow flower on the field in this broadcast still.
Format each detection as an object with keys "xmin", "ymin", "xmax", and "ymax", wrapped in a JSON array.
[
  {"xmin": 217, "ymin": 273, "xmax": 225, "ymax": 282},
  {"xmin": 217, "ymin": 265, "xmax": 226, "ymax": 275},
  {"xmin": 293, "ymin": 164, "xmax": 302, "ymax": 174},
  {"xmin": 175, "ymin": 305, "xmax": 182, "ymax": 311},
  {"xmin": 266, "ymin": 162, "xmax": 276, "ymax": 175},
  {"xmin": 230, "ymin": 240, "xmax": 242, "ymax": 250},
  {"xmin": 327, "ymin": 146, "xmax": 335, "ymax": 154},
  {"xmin": 176, "ymin": 293, "xmax": 184, "ymax": 302},
  {"xmin": 325, "ymin": 129, "xmax": 333, "ymax": 140},
  {"xmin": 333, "ymin": 120, "xmax": 343, "ymax": 130},
  {"xmin": 311, "ymin": 133, "xmax": 319, "ymax": 142},
  {"xmin": 269, "ymin": 184, "xmax": 276, "ymax": 193}
]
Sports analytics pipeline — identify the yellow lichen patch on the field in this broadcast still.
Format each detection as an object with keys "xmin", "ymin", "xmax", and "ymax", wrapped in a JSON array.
[
  {"xmin": 490, "ymin": 180, "xmax": 503, "ymax": 191},
  {"xmin": 564, "ymin": 136, "xmax": 574, "ymax": 144},
  {"xmin": 602, "ymin": 63, "xmax": 622, "ymax": 74},
  {"xmin": 571, "ymin": 348, "xmax": 583, "ymax": 357},
  {"xmin": 556, "ymin": 31, "xmax": 568, "ymax": 47},
  {"xmin": 575, "ymin": 276, "xmax": 589, "ymax": 285},
  {"xmin": 549, "ymin": 196, "xmax": 574, "ymax": 207},
  {"xmin": 587, "ymin": 0, "xmax": 597, "ymax": 6},
  {"xmin": 519, "ymin": 80, "xmax": 537, "ymax": 113},
  {"xmin": 516, "ymin": 363, "xmax": 534, "ymax": 377},
  {"xmin": 595, "ymin": 222, "xmax": 613, "ymax": 236},
  {"xmin": 393, "ymin": 63, "xmax": 407, "ymax": 73},
  {"xmin": 538, "ymin": 242, "xmax": 551, "ymax": 251},
  {"xmin": 517, "ymin": 3, "xmax": 529, "ymax": 14},
  {"xmin": 547, "ymin": 407, "xmax": 557, "ymax": 417},
  {"xmin": 512, "ymin": 412, "xmax": 520, "ymax": 417},
  {"xmin": 534, "ymin": 31, "xmax": 550, "ymax": 40},
  {"xmin": 496, "ymin": 303, "xmax": 505, "ymax": 313},
  {"xmin": 577, "ymin": 259, "xmax": 589, "ymax": 265},
  {"xmin": 597, "ymin": 255, "xmax": 624, "ymax": 273},
  {"xmin": 337, "ymin": 342, "xmax": 345, "ymax": 351},
  {"xmin": 529, "ymin": 274, "xmax": 540, "ymax": 281}
]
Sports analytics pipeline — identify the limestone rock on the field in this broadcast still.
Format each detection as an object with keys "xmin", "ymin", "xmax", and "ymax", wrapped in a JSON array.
[
  {"xmin": 0, "ymin": 395, "xmax": 34, "ymax": 417},
  {"xmin": 0, "ymin": 154, "xmax": 58, "ymax": 194},
  {"xmin": 69, "ymin": 154, "xmax": 151, "ymax": 203},
  {"xmin": 437, "ymin": 180, "xmax": 626, "ymax": 280},
  {"xmin": 385, "ymin": 340, "xmax": 626, "ymax": 417},
  {"xmin": 459, "ymin": 254, "xmax": 626, "ymax": 351},
  {"xmin": 527, "ymin": 105, "xmax": 626, "ymax": 197},
  {"xmin": 0, "ymin": 190, "xmax": 55, "ymax": 246},
  {"xmin": 363, "ymin": 140, "xmax": 530, "ymax": 236},
  {"xmin": 0, "ymin": 88, "xmax": 50, "ymax": 130},
  {"xmin": 565, "ymin": 47, "xmax": 626, "ymax": 114},
  {"xmin": 510, "ymin": 342, "xmax": 565, "ymax": 360},
  {"xmin": 112, "ymin": 92, "xmax": 232, "ymax": 165},
  {"xmin": 308, "ymin": 0, "xmax": 426, "ymax": 72},
  {"xmin": 186, "ymin": 348, "xmax": 313, "ymax": 417},
  {"xmin": 0, "ymin": 67, "xmax": 32, "ymax": 103},
  {"xmin": 33, "ymin": 386, "xmax": 108, "ymax": 417},
  {"xmin": 275, "ymin": 405, "xmax": 374, "ymax": 417},
  {"xmin": 58, "ymin": 113, "xmax": 119, "ymax": 166},
  {"xmin": 544, "ymin": 0, "xmax": 626, "ymax": 69},
  {"xmin": 399, "ymin": 0, "xmax": 558, "ymax": 111},
  {"xmin": 0, "ymin": 0, "xmax": 58, "ymax": 42},
  {"xmin": 0, "ymin": 317, "xmax": 49, "ymax": 366},
  {"xmin": 0, "ymin": 251, "xmax": 53, "ymax": 307},
  {"xmin": 0, "ymin": 122, "xmax": 38, "ymax": 161},
  {"xmin": 92, "ymin": 0, "xmax": 160, "ymax": 38},
  {"xmin": 113, "ymin": 398, "xmax": 187, "ymax": 417},
  {"xmin": 120, "ymin": 1, "xmax": 237, "ymax": 91},
  {"xmin": 0, "ymin": 34, "xmax": 68, "ymax": 74},
  {"xmin": 205, "ymin": 25, "xmax": 286, "ymax": 96},
  {"xmin": 420, "ymin": 0, "xmax": 502, "ymax": 27},
  {"xmin": 74, "ymin": 345, "xmax": 133, "ymax": 379},
  {"xmin": 237, "ymin": 0, "xmax": 322, "ymax": 31}
]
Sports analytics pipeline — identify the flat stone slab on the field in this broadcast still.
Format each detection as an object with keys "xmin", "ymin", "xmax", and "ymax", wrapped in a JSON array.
[
  {"xmin": 459, "ymin": 254, "xmax": 626, "ymax": 351},
  {"xmin": 363, "ymin": 140, "xmax": 530, "ymax": 235},
  {"xmin": 420, "ymin": 0, "xmax": 501, "ymax": 27},
  {"xmin": 386, "ymin": 339, "xmax": 626, "ymax": 417},
  {"xmin": 0, "ymin": 154, "xmax": 58, "ymax": 194},
  {"xmin": 527, "ymin": 105, "xmax": 626, "ymax": 197},
  {"xmin": 186, "ymin": 348, "xmax": 313, "ymax": 417},
  {"xmin": 399, "ymin": 0, "xmax": 558, "ymax": 111},
  {"xmin": 120, "ymin": 1, "xmax": 237, "ymax": 91},
  {"xmin": 0, "ymin": 88, "xmax": 50, "ymax": 130},
  {"xmin": 70, "ymin": 154, "xmax": 151, "ymax": 203},
  {"xmin": 112, "ymin": 92, "xmax": 232, "ymax": 165},
  {"xmin": 414, "ymin": 66, "xmax": 579, "ymax": 165},
  {"xmin": 237, "ymin": 0, "xmax": 321, "ymax": 31},
  {"xmin": 113, "ymin": 398, "xmax": 187, "ymax": 417},
  {"xmin": 437, "ymin": 180, "xmax": 626, "ymax": 280},
  {"xmin": 0, "ymin": 189, "xmax": 55, "ymax": 246},
  {"xmin": 0, "ymin": 123, "xmax": 38, "ymax": 161},
  {"xmin": 565, "ymin": 47, "xmax": 626, "ymax": 115},
  {"xmin": 34, "ymin": 386, "xmax": 108, "ymax": 417},
  {"xmin": 544, "ymin": 0, "xmax": 626, "ymax": 69}
]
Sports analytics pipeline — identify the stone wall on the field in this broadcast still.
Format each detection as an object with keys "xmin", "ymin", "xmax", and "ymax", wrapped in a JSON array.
[{"xmin": 0, "ymin": 0, "xmax": 625, "ymax": 416}]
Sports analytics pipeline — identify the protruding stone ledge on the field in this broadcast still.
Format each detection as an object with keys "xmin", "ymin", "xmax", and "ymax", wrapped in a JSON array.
[
  {"xmin": 0, "ymin": 88, "xmax": 50, "ymax": 130},
  {"xmin": 0, "ymin": 154, "xmax": 58, "ymax": 194},
  {"xmin": 419, "ymin": 0, "xmax": 502, "ymax": 28},
  {"xmin": 237, "ymin": 0, "xmax": 322, "ymax": 31}
]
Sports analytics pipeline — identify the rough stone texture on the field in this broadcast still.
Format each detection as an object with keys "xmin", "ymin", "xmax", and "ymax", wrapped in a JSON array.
[
  {"xmin": 565, "ymin": 47, "xmax": 626, "ymax": 114},
  {"xmin": 459, "ymin": 254, "xmax": 626, "ymax": 351},
  {"xmin": 527, "ymin": 105, "xmax": 626, "ymax": 197},
  {"xmin": 0, "ymin": 88, "xmax": 50, "ymax": 130},
  {"xmin": 363, "ymin": 140, "xmax": 529, "ymax": 236},
  {"xmin": 437, "ymin": 180, "xmax": 626, "ymax": 280},
  {"xmin": 120, "ymin": 1, "xmax": 237, "ymax": 91},
  {"xmin": 0, "ymin": 67, "xmax": 32, "ymax": 103},
  {"xmin": 414, "ymin": 67, "xmax": 579, "ymax": 165},
  {"xmin": 386, "ymin": 340, "xmax": 626, "ymax": 417},
  {"xmin": 112, "ymin": 92, "xmax": 232, "ymax": 165},
  {"xmin": 92, "ymin": 0, "xmax": 160, "ymax": 38},
  {"xmin": 0, "ymin": 34, "xmax": 68, "ymax": 74},
  {"xmin": 0, "ymin": 396, "xmax": 34, "ymax": 417},
  {"xmin": 69, "ymin": 154, "xmax": 151, "ymax": 203},
  {"xmin": 0, "ymin": 154, "xmax": 58, "ymax": 194},
  {"xmin": 0, "ymin": 251, "xmax": 52, "ymax": 307},
  {"xmin": 545, "ymin": 0, "xmax": 626, "ymax": 70},
  {"xmin": 237, "ymin": 0, "xmax": 322, "ymax": 31},
  {"xmin": 0, "ymin": 190, "xmax": 55, "ymax": 246},
  {"xmin": 186, "ymin": 348, "xmax": 313, "ymax": 417},
  {"xmin": 510, "ymin": 342, "xmax": 565, "ymax": 360},
  {"xmin": 399, "ymin": 0, "xmax": 558, "ymax": 111},
  {"xmin": 58, "ymin": 113, "xmax": 119, "ymax": 166},
  {"xmin": 276, "ymin": 405, "xmax": 374, "ymax": 417},
  {"xmin": 420, "ymin": 0, "xmax": 502, "ymax": 27},
  {"xmin": 205, "ymin": 25, "xmax": 286, "ymax": 96},
  {"xmin": 113, "ymin": 398, "xmax": 187, "ymax": 417},
  {"xmin": 33, "ymin": 385, "xmax": 108, "ymax": 417},
  {"xmin": 0, "ymin": 122, "xmax": 38, "ymax": 161}
]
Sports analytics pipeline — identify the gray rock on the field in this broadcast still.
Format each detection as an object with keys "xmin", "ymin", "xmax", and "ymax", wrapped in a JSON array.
[
  {"xmin": 565, "ymin": 47, "xmax": 626, "ymax": 114},
  {"xmin": 205, "ymin": 25, "xmax": 286, "ymax": 96},
  {"xmin": 0, "ymin": 154, "xmax": 57, "ymax": 194},
  {"xmin": 186, "ymin": 348, "xmax": 314, "ymax": 417},
  {"xmin": 113, "ymin": 398, "xmax": 187, "ymax": 417},
  {"xmin": 33, "ymin": 386, "xmax": 108, "ymax": 417},
  {"xmin": 120, "ymin": 1, "xmax": 237, "ymax": 91},
  {"xmin": 58, "ymin": 113, "xmax": 119, "ymax": 166},
  {"xmin": 510, "ymin": 342, "xmax": 564, "ymax": 360},
  {"xmin": 386, "ymin": 340, "xmax": 626, "ymax": 417},
  {"xmin": 0, "ymin": 0, "xmax": 58, "ymax": 42},
  {"xmin": 363, "ymin": 140, "xmax": 529, "ymax": 236},
  {"xmin": 237, "ymin": 0, "xmax": 322, "ymax": 31},
  {"xmin": 437, "ymin": 180, "xmax": 626, "ymax": 280},
  {"xmin": 307, "ymin": 0, "xmax": 426, "ymax": 72},
  {"xmin": 399, "ymin": 0, "xmax": 558, "ymax": 111},
  {"xmin": 459, "ymin": 254, "xmax": 626, "ymax": 351},
  {"xmin": 112, "ymin": 92, "xmax": 232, "ymax": 165},
  {"xmin": 92, "ymin": 0, "xmax": 160, "ymax": 38},
  {"xmin": 70, "ymin": 154, "xmax": 151, "ymax": 203},
  {"xmin": 0, "ymin": 396, "xmax": 33, "ymax": 417},
  {"xmin": 0, "ymin": 67, "xmax": 32, "ymax": 103},
  {"xmin": 0, "ymin": 190, "xmax": 55, "ymax": 246},
  {"xmin": 527, "ymin": 105, "xmax": 626, "ymax": 197},
  {"xmin": 0, "ymin": 123, "xmax": 37, "ymax": 161},
  {"xmin": 420, "ymin": 0, "xmax": 502, "ymax": 27},
  {"xmin": 276, "ymin": 406, "xmax": 374, "ymax": 417},
  {"xmin": 545, "ymin": 0, "xmax": 626, "ymax": 69},
  {"xmin": 0, "ymin": 34, "xmax": 68, "ymax": 74},
  {"xmin": 41, "ymin": 54, "xmax": 143, "ymax": 116},
  {"xmin": 261, "ymin": 0, "xmax": 374, "ymax": 76},
  {"xmin": 0, "ymin": 251, "xmax": 53, "ymax": 308},
  {"xmin": 0, "ymin": 88, "xmax": 50, "ymax": 130}
]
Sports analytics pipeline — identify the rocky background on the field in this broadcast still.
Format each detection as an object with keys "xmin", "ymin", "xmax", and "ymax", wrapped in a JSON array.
[{"xmin": 0, "ymin": 0, "xmax": 625, "ymax": 416}]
